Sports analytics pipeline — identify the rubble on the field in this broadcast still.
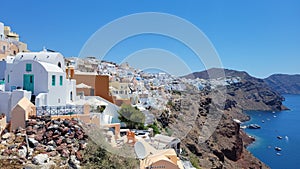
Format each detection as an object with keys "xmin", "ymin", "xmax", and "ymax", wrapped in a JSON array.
[{"xmin": 0, "ymin": 116, "xmax": 88, "ymax": 168}]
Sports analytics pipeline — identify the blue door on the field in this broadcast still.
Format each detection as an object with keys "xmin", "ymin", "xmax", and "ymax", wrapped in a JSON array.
[{"xmin": 23, "ymin": 74, "xmax": 34, "ymax": 93}]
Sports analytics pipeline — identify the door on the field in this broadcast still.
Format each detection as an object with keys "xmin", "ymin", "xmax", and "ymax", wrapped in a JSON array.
[{"xmin": 23, "ymin": 74, "xmax": 34, "ymax": 93}]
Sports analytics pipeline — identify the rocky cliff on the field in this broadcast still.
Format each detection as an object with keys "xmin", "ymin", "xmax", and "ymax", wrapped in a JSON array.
[
  {"xmin": 161, "ymin": 86, "xmax": 269, "ymax": 169},
  {"xmin": 264, "ymin": 74, "xmax": 300, "ymax": 94},
  {"xmin": 159, "ymin": 68, "xmax": 289, "ymax": 168}
]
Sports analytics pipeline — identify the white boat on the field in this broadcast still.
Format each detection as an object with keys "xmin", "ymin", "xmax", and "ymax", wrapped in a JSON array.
[
  {"xmin": 275, "ymin": 147, "xmax": 282, "ymax": 151},
  {"xmin": 248, "ymin": 124, "xmax": 261, "ymax": 129}
]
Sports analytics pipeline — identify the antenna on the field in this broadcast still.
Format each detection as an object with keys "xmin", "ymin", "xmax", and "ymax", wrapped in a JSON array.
[{"xmin": 134, "ymin": 141, "xmax": 147, "ymax": 159}]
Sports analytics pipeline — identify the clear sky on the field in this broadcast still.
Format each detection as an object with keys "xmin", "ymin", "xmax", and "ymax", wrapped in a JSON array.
[{"xmin": 1, "ymin": 0, "xmax": 299, "ymax": 78}]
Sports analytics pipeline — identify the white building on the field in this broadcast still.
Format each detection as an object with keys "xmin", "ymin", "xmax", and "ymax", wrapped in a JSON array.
[
  {"xmin": 0, "ymin": 22, "xmax": 4, "ymax": 40},
  {"xmin": 4, "ymin": 49, "xmax": 76, "ymax": 107},
  {"xmin": 0, "ymin": 89, "xmax": 31, "ymax": 121},
  {"xmin": 73, "ymin": 96, "xmax": 120, "ymax": 125},
  {"xmin": 0, "ymin": 60, "xmax": 5, "ymax": 80}
]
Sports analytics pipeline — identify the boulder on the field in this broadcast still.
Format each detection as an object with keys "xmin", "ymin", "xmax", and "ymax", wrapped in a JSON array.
[
  {"xmin": 61, "ymin": 149, "xmax": 70, "ymax": 158},
  {"xmin": 61, "ymin": 127, "xmax": 70, "ymax": 135},
  {"xmin": 34, "ymin": 132, "xmax": 44, "ymax": 142},
  {"xmin": 35, "ymin": 144, "xmax": 46, "ymax": 152},
  {"xmin": 53, "ymin": 120, "xmax": 61, "ymax": 125},
  {"xmin": 52, "ymin": 124, "xmax": 59, "ymax": 129},
  {"xmin": 45, "ymin": 130, "xmax": 53, "ymax": 138},
  {"xmin": 66, "ymin": 138, "xmax": 72, "ymax": 144},
  {"xmin": 48, "ymin": 151, "xmax": 58, "ymax": 157},
  {"xmin": 70, "ymin": 148, "xmax": 75, "ymax": 155},
  {"xmin": 69, "ymin": 155, "xmax": 81, "ymax": 169},
  {"xmin": 8, "ymin": 144, "xmax": 18, "ymax": 150},
  {"xmin": 26, "ymin": 127, "xmax": 37, "ymax": 135},
  {"xmin": 63, "ymin": 120, "xmax": 70, "ymax": 127},
  {"xmin": 7, "ymin": 134, "xmax": 16, "ymax": 144},
  {"xmin": 46, "ymin": 146, "xmax": 56, "ymax": 152},
  {"xmin": 18, "ymin": 146, "xmax": 27, "ymax": 158},
  {"xmin": 33, "ymin": 124, "xmax": 40, "ymax": 130},
  {"xmin": 55, "ymin": 137, "xmax": 63, "ymax": 146},
  {"xmin": 47, "ymin": 140, "xmax": 56, "ymax": 146},
  {"xmin": 32, "ymin": 154, "xmax": 49, "ymax": 165},
  {"xmin": 56, "ymin": 144, "xmax": 67, "ymax": 152},
  {"xmin": 75, "ymin": 151, "xmax": 83, "ymax": 161},
  {"xmin": 54, "ymin": 129, "xmax": 61, "ymax": 135},
  {"xmin": 1, "ymin": 132, "xmax": 13, "ymax": 139},
  {"xmin": 15, "ymin": 135, "xmax": 25, "ymax": 143},
  {"xmin": 2, "ymin": 149, "xmax": 13, "ymax": 156},
  {"xmin": 0, "ymin": 143, "xmax": 6, "ymax": 150},
  {"xmin": 28, "ymin": 138, "xmax": 39, "ymax": 148},
  {"xmin": 27, "ymin": 119, "xmax": 37, "ymax": 126}
]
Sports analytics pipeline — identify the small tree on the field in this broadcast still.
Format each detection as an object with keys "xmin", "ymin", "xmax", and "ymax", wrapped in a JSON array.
[
  {"xmin": 147, "ymin": 122, "xmax": 161, "ymax": 135},
  {"xmin": 118, "ymin": 104, "xmax": 145, "ymax": 129}
]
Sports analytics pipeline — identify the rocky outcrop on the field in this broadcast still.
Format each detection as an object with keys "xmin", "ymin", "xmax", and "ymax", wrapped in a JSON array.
[
  {"xmin": 264, "ymin": 74, "xmax": 300, "ymax": 94},
  {"xmin": 225, "ymin": 80, "xmax": 288, "ymax": 112},
  {"xmin": 0, "ymin": 116, "xmax": 88, "ymax": 168}
]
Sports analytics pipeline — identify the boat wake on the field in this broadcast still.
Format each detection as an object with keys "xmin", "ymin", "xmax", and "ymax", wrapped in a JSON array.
[{"xmin": 285, "ymin": 136, "xmax": 289, "ymax": 142}]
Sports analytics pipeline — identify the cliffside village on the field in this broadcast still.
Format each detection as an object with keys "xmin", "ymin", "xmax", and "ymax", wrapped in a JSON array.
[{"xmin": 0, "ymin": 22, "xmax": 241, "ymax": 169}]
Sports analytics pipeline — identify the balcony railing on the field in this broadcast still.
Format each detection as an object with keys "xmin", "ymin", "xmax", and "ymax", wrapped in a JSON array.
[{"xmin": 36, "ymin": 105, "xmax": 84, "ymax": 117}]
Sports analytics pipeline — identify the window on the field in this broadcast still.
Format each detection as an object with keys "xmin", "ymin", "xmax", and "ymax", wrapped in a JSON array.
[
  {"xmin": 58, "ymin": 62, "xmax": 61, "ymax": 68},
  {"xmin": 3, "ymin": 46, "xmax": 5, "ymax": 52},
  {"xmin": 60, "ymin": 76, "xmax": 63, "ymax": 86},
  {"xmin": 7, "ymin": 74, "xmax": 9, "ymax": 83},
  {"xmin": 26, "ymin": 63, "xmax": 32, "ymax": 72},
  {"xmin": 70, "ymin": 92, "xmax": 73, "ymax": 101},
  {"xmin": 52, "ymin": 75, "xmax": 56, "ymax": 86}
]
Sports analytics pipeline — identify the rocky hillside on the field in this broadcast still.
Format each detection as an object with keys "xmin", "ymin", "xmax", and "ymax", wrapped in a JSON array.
[
  {"xmin": 0, "ymin": 117, "xmax": 88, "ymax": 169},
  {"xmin": 158, "ymin": 86, "xmax": 269, "ymax": 169},
  {"xmin": 0, "ymin": 116, "xmax": 138, "ymax": 169},
  {"xmin": 264, "ymin": 74, "xmax": 300, "ymax": 94}
]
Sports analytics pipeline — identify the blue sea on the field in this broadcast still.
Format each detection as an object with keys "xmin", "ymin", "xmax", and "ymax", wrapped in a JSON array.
[{"xmin": 243, "ymin": 95, "xmax": 300, "ymax": 169}]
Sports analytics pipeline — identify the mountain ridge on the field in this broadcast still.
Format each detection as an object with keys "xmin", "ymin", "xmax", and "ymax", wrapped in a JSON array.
[
  {"xmin": 183, "ymin": 68, "xmax": 300, "ymax": 95},
  {"xmin": 264, "ymin": 74, "xmax": 300, "ymax": 94}
]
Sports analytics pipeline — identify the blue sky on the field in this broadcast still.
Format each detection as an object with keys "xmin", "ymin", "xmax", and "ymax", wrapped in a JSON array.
[{"xmin": 1, "ymin": 0, "xmax": 299, "ymax": 78}]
